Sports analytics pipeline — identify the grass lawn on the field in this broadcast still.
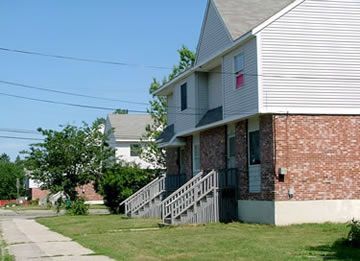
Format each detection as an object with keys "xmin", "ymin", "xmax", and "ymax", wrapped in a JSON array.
[
  {"xmin": 37, "ymin": 215, "xmax": 359, "ymax": 261},
  {"xmin": 0, "ymin": 235, "xmax": 13, "ymax": 261}
]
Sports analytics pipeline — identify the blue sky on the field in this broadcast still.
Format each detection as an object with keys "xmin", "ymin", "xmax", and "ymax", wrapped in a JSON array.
[{"xmin": 0, "ymin": 0, "xmax": 207, "ymax": 160}]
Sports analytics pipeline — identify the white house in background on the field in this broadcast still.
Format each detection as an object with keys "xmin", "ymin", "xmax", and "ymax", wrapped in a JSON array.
[{"xmin": 105, "ymin": 114, "xmax": 154, "ymax": 169}]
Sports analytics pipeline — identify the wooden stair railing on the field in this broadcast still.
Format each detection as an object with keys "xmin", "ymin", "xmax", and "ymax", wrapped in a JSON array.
[
  {"xmin": 120, "ymin": 175, "xmax": 166, "ymax": 217},
  {"xmin": 162, "ymin": 170, "xmax": 219, "ymax": 225}
]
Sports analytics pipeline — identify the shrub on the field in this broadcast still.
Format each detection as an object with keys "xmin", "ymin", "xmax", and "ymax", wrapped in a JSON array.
[
  {"xmin": 348, "ymin": 219, "xmax": 360, "ymax": 247},
  {"xmin": 66, "ymin": 198, "xmax": 89, "ymax": 216},
  {"xmin": 99, "ymin": 165, "xmax": 154, "ymax": 214}
]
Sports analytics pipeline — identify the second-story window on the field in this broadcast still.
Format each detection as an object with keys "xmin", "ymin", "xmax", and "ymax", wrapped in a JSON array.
[
  {"xmin": 234, "ymin": 53, "xmax": 245, "ymax": 89},
  {"xmin": 181, "ymin": 83, "xmax": 187, "ymax": 111}
]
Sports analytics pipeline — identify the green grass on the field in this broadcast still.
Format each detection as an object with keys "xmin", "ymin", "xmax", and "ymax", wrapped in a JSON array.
[
  {"xmin": 88, "ymin": 204, "xmax": 107, "ymax": 210},
  {"xmin": 37, "ymin": 215, "xmax": 360, "ymax": 261},
  {"xmin": 0, "ymin": 235, "xmax": 14, "ymax": 261}
]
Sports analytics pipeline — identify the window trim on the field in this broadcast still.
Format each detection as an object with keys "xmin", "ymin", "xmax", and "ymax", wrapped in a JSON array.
[
  {"xmin": 234, "ymin": 52, "xmax": 245, "ymax": 90},
  {"xmin": 248, "ymin": 117, "xmax": 261, "ymax": 193},
  {"xmin": 248, "ymin": 130, "xmax": 261, "ymax": 166}
]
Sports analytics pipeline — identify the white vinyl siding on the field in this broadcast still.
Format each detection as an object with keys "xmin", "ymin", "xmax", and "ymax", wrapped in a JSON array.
[
  {"xmin": 196, "ymin": 72, "xmax": 209, "ymax": 123},
  {"xmin": 173, "ymin": 74, "xmax": 197, "ymax": 133},
  {"xmin": 196, "ymin": 0, "xmax": 232, "ymax": 65},
  {"xmin": 167, "ymin": 94, "xmax": 175, "ymax": 126},
  {"xmin": 259, "ymin": 0, "xmax": 360, "ymax": 114},
  {"xmin": 208, "ymin": 66, "xmax": 223, "ymax": 109},
  {"xmin": 223, "ymin": 38, "xmax": 259, "ymax": 119}
]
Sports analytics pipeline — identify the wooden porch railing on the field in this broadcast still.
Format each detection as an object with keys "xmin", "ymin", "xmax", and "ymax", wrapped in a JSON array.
[
  {"xmin": 162, "ymin": 170, "xmax": 220, "ymax": 224},
  {"xmin": 120, "ymin": 175, "xmax": 166, "ymax": 216}
]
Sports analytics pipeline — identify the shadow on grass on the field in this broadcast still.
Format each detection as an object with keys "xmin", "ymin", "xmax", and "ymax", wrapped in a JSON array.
[{"xmin": 308, "ymin": 238, "xmax": 360, "ymax": 260}]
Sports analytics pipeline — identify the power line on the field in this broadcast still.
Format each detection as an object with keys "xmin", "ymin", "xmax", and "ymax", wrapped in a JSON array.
[
  {"xmin": 0, "ymin": 47, "xmax": 172, "ymax": 70},
  {"xmin": 0, "ymin": 91, "xmax": 139, "ymax": 112},
  {"xmin": 0, "ymin": 79, "xmax": 205, "ymax": 112},
  {"xmin": 0, "ymin": 135, "xmax": 43, "ymax": 141},
  {"xmin": 0, "ymin": 128, "xmax": 40, "ymax": 135},
  {"xmin": 0, "ymin": 80, "xmax": 149, "ymax": 106},
  {"xmin": 0, "ymin": 90, "xmax": 259, "ymax": 116}
]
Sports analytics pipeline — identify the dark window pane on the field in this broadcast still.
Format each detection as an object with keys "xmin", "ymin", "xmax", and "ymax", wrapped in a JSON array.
[
  {"xmin": 181, "ymin": 83, "xmax": 187, "ymax": 111},
  {"xmin": 130, "ymin": 144, "xmax": 141, "ymax": 157},
  {"xmin": 229, "ymin": 136, "xmax": 235, "ymax": 157},
  {"xmin": 249, "ymin": 131, "xmax": 261, "ymax": 165}
]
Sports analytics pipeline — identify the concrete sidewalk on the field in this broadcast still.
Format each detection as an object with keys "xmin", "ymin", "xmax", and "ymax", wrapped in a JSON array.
[{"xmin": 1, "ymin": 218, "xmax": 114, "ymax": 261}]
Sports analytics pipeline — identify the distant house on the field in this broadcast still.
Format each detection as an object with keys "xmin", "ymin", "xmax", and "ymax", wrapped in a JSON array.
[
  {"xmin": 121, "ymin": 0, "xmax": 360, "ymax": 225},
  {"xmin": 26, "ymin": 179, "xmax": 103, "ymax": 205},
  {"xmin": 105, "ymin": 114, "xmax": 154, "ymax": 169}
]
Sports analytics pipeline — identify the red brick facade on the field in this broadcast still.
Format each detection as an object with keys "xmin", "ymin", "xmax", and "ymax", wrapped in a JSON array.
[
  {"xmin": 166, "ymin": 148, "xmax": 179, "ymax": 176},
  {"xmin": 31, "ymin": 188, "xmax": 50, "ymax": 201},
  {"xmin": 200, "ymin": 126, "xmax": 227, "ymax": 172},
  {"xmin": 273, "ymin": 115, "xmax": 360, "ymax": 201},
  {"xmin": 183, "ymin": 136, "xmax": 193, "ymax": 180},
  {"xmin": 30, "ymin": 183, "xmax": 103, "ymax": 202},
  {"xmin": 76, "ymin": 183, "xmax": 103, "ymax": 201},
  {"xmin": 236, "ymin": 116, "xmax": 276, "ymax": 201},
  {"xmin": 165, "ymin": 114, "xmax": 359, "ymax": 202}
]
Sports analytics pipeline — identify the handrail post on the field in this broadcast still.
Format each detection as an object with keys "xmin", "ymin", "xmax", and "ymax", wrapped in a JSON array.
[{"xmin": 213, "ymin": 170, "xmax": 220, "ymax": 223}]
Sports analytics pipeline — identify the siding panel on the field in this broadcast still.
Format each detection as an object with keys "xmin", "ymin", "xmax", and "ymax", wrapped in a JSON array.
[
  {"xmin": 196, "ymin": 1, "xmax": 232, "ymax": 65},
  {"xmin": 260, "ymin": 0, "xmax": 360, "ymax": 114},
  {"xmin": 174, "ymin": 74, "xmax": 197, "ymax": 133},
  {"xmin": 223, "ymin": 38, "xmax": 259, "ymax": 118},
  {"xmin": 208, "ymin": 66, "xmax": 223, "ymax": 109}
]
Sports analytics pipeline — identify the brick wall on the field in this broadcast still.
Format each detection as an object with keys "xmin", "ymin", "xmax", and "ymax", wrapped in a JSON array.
[
  {"xmin": 200, "ymin": 126, "xmax": 227, "ymax": 172},
  {"xmin": 31, "ymin": 188, "xmax": 49, "ymax": 200},
  {"xmin": 274, "ymin": 115, "xmax": 360, "ymax": 201},
  {"xmin": 236, "ymin": 116, "xmax": 276, "ymax": 201},
  {"xmin": 76, "ymin": 183, "xmax": 103, "ymax": 201},
  {"xmin": 166, "ymin": 148, "xmax": 179, "ymax": 176},
  {"xmin": 184, "ymin": 136, "xmax": 193, "ymax": 180}
]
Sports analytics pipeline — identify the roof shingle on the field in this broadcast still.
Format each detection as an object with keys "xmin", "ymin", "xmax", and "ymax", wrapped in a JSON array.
[
  {"xmin": 107, "ymin": 114, "xmax": 152, "ymax": 140},
  {"xmin": 213, "ymin": 0, "xmax": 296, "ymax": 40}
]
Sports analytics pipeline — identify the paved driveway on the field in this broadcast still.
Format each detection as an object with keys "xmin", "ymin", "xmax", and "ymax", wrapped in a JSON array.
[{"xmin": 0, "ymin": 209, "xmax": 114, "ymax": 261}]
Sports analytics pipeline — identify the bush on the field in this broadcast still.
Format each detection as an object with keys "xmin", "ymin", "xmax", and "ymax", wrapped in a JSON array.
[
  {"xmin": 99, "ymin": 165, "xmax": 154, "ymax": 214},
  {"xmin": 348, "ymin": 219, "xmax": 360, "ymax": 247},
  {"xmin": 66, "ymin": 198, "xmax": 89, "ymax": 216}
]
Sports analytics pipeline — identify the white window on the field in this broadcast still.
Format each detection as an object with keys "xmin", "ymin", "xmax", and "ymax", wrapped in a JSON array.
[
  {"xmin": 192, "ymin": 134, "xmax": 201, "ymax": 175},
  {"xmin": 234, "ymin": 53, "xmax": 245, "ymax": 90}
]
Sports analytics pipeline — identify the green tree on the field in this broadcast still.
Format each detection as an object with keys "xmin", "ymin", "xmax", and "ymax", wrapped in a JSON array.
[
  {"xmin": 23, "ymin": 122, "xmax": 114, "ymax": 201},
  {"xmin": 98, "ymin": 164, "xmax": 154, "ymax": 214},
  {"xmin": 0, "ymin": 160, "xmax": 25, "ymax": 199},
  {"xmin": 114, "ymin": 109, "xmax": 129, "ymax": 114},
  {"xmin": 141, "ymin": 46, "xmax": 195, "ymax": 168},
  {"xmin": 0, "ymin": 153, "xmax": 10, "ymax": 162}
]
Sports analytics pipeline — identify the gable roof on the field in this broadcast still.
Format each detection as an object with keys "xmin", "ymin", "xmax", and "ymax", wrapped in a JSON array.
[
  {"xmin": 154, "ymin": 0, "xmax": 298, "ymax": 97},
  {"xmin": 212, "ymin": 0, "xmax": 296, "ymax": 40},
  {"xmin": 107, "ymin": 114, "xmax": 152, "ymax": 140}
]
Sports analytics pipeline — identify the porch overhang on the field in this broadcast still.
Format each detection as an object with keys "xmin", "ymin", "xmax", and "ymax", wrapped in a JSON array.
[
  {"xmin": 161, "ymin": 112, "xmax": 260, "ymax": 148},
  {"xmin": 158, "ymin": 137, "xmax": 186, "ymax": 149}
]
